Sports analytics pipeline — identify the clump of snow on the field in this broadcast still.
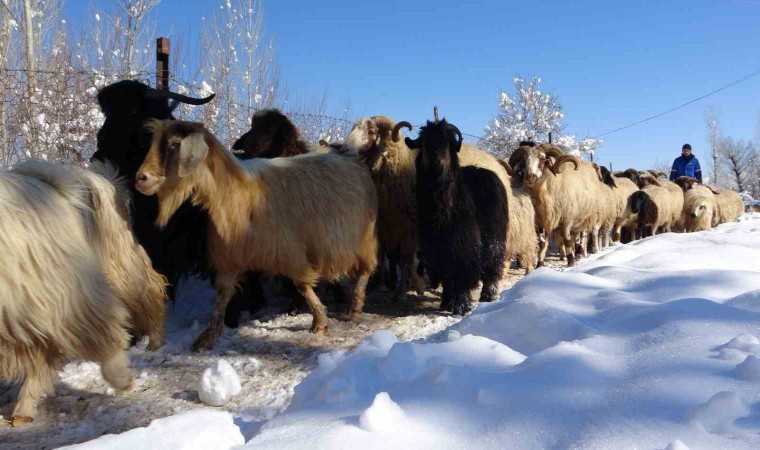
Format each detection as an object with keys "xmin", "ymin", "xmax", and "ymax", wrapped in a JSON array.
[
  {"xmin": 198, "ymin": 359, "xmax": 242, "ymax": 407},
  {"xmin": 720, "ymin": 333, "xmax": 760, "ymax": 354},
  {"xmin": 684, "ymin": 391, "xmax": 749, "ymax": 434},
  {"xmin": 665, "ymin": 440, "xmax": 690, "ymax": 450},
  {"xmin": 734, "ymin": 355, "xmax": 760, "ymax": 381},
  {"xmin": 359, "ymin": 392, "xmax": 405, "ymax": 432},
  {"xmin": 60, "ymin": 409, "xmax": 243, "ymax": 450}
]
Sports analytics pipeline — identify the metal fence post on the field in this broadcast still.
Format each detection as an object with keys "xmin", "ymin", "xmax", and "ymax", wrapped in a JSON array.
[{"xmin": 156, "ymin": 37, "xmax": 170, "ymax": 94}]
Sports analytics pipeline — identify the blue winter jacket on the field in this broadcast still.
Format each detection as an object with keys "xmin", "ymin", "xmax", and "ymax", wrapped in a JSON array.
[{"xmin": 669, "ymin": 154, "xmax": 702, "ymax": 183}]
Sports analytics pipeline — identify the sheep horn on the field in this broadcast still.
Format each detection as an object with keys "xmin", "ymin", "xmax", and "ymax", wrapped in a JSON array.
[
  {"xmin": 706, "ymin": 185, "xmax": 721, "ymax": 195},
  {"xmin": 392, "ymin": 121, "xmax": 413, "ymax": 142},
  {"xmin": 540, "ymin": 144, "xmax": 564, "ymax": 160},
  {"xmin": 447, "ymin": 123, "xmax": 463, "ymax": 143},
  {"xmin": 497, "ymin": 159, "xmax": 513, "ymax": 176},
  {"xmin": 551, "ymin": 155, "xmax": 580, "ymax": 174},
  {"xmin": 144, "ymin": 88, "xmax": 216, "ymax": 105}
]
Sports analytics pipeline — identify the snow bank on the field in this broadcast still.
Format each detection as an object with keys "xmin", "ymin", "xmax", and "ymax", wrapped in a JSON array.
[
  {"xmin": 247, "ymin": 215, "xmax": 760, "ymax": 449},
  {"xmin": 60, "ymin": 409, "xmax": 244, "ymax": 450}
]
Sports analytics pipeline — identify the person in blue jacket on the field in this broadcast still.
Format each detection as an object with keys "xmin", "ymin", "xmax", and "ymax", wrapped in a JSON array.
[{"xmin": 670, "ymin": 143, "xmax": 702, "ymax": 183}]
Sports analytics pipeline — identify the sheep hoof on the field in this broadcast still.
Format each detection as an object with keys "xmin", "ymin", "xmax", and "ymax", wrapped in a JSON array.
[
  {"xmin": 11, "ymin": 416, "xmax": 34, "ymax": 427},
  {"xmin": 452, "ymin": 302, "xmax": 472, "ymax": 316},
  {"xmin": 310, "ymin": 322, "xmax": 329, "ymax": 334},
  {"xmin": 146, "ymin": 339, "xmax": 163, "ymax": 352},
  {"xmin": 191, "ymin": 329, "xmax": 218, "ymax": 352},
  {"xmin": 536, "ymin": 260, "xmax": 545, "ymax": 268}
]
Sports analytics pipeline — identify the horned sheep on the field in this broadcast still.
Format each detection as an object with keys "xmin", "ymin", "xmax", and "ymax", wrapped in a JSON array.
[
  {"xmin": 135, "ymin": 120, "xmax": 378, "ymax": 351},
  {"xmin": 405, "ymin": 119, "xmax": 508, "ymax": 314}
]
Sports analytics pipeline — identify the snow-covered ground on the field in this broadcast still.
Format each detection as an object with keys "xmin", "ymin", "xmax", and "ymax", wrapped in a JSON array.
[{"xmin": 3, "ymin": 215, "xmax": 759, "ymax": 449}]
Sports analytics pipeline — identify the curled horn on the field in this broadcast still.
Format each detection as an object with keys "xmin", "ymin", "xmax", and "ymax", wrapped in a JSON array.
[
  {"xmin": 539, "ymin": 144, "xmax": 564, "ymax": 160},
  {"xmin": 551, "ymin": 155, "xmax": 580, "ymax": 175},
  {"xmin": 447, "ymin": 123, "xmax": 463, "ymax": 143},
  {"xmin": 706, "ymin": 185, "xmax": 721, "ymax": 195},
  {"xmin": 144, "ymin": 88, "xmax": 216, "ymax": 105},
  {"xmin": 497, "ymin": 159, "xmax": 513, "ymax": 176},
  {"xmin": 392, "ymin": 121, "xmax": 413, "ymax": 142}
]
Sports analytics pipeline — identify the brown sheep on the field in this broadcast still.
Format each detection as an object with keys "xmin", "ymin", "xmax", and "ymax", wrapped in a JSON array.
[{"xmin": 135, "ymin": 120, "xmax": 378, "ymax": 351}]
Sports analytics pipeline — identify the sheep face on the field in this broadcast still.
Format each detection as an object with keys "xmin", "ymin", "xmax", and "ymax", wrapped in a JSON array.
[
  {"xmin": 136, "ymin": 120, "xmax": 208, "ymax": 197},
  {"xmin": 94, "ymin": 80, "xmax": 215, "ymax": 177},
  {"xmin": 341, "ymin": 118, "xmax": 381, "ymax": 158},
  {"xmin": 232, "ymin": 109, "xmax": 302, "ymax": 159},
  {"xmin": 521, "ymin": 149, "xmax": 551, "ymax": 187},
  {"xmin": 405, "ymin": 119, "xmax": 462, "ymax": 172}
]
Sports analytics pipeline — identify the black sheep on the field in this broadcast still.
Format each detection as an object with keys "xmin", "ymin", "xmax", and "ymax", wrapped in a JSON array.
[
  {"xmin": 405, "ymin": 119, "xmax": 508, "ymax": 315},
  {"xmin": 92, "ymin": 80, "xmax": 217, "ymax": 305}
]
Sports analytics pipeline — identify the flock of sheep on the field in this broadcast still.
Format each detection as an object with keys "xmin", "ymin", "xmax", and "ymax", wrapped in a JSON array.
[{"xmin": 0, "ymin": 80, "xmax": 745, "ymax": 427}]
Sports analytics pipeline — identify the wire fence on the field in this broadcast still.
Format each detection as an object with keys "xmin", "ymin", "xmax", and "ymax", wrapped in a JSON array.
[{"xmin": 1, "ymin": 68, "xmax": 488, "ymax": 169}]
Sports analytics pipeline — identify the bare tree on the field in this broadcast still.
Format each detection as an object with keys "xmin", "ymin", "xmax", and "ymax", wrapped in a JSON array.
[
  {"xmin": 705, "ymin": 108, "xmax": 722, "ymax": 185},
  {"xmin": 720, "ymin": 137, "xmax": 756, "ymax": 195},
  {"xmin": 195, "ymin": 0, "xmax": 280, "ymax": 146}
]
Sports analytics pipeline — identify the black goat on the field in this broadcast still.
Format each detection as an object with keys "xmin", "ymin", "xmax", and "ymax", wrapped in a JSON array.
[
  {"xmin": 405, "ymin": 119, "xmax": 508, "ymax": 315},
  {"xmin": 92, "ymin": 80, "xmax": 220, "ymax": 305}
]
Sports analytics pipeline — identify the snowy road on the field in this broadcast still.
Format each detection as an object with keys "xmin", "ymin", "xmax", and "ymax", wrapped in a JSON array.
[{"xmin": 4, "ymin": 215, "xmax": 760, "ymax": 449}]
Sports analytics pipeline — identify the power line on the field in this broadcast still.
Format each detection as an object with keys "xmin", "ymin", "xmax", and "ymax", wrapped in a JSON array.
[{"xmin": 591, "ymin": 67, "xmax": 760, "ymax": 139}]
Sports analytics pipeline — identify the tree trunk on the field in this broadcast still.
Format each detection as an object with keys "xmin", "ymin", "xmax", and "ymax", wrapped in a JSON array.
[{"xmin": 22, "ymin": 0, "xmax": 37, "ymax": 157}]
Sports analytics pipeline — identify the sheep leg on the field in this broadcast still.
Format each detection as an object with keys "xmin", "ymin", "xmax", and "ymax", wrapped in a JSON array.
[
  {"xmin": 224, "ymin": 271, "xmax": 265, "ymax": 328},
  {"xmin": 348, "ymin": 271, "xmax": 370, "ymax": 318},
  {"xmin": 563, "ymin": 227, "xmax": 576, "ymax": 267},
  {"xmin": 537, "ymin": 230, "xmax": 549, "ymax": 267},
  {"xmin": 296, "ymin": 283, "xmax": 329, "ymax": 333},
  {"xmin": 393, "ymin": 246, "xmax": 416, "ymax": 302},
  {"xmin": 284, "ymin": 279, "xmax": 311, "ymax": 315},
  {"xmin": 100, "ymin": 349, "xmax": 133, "ymax": 392},
  {"xmin": 11, "ymin": 358, "xmax": 56, "ymax": 425},
  {"xmin": 192, "ymin": 273, "xmax": 238, "ymax": 351},
  {"xmin": 385, "ymin": 248, "xmax": 400, "ymax": 291},
  {"xmin": 367, "ymin": 246, "xmax": 387, "ymax": 294}
]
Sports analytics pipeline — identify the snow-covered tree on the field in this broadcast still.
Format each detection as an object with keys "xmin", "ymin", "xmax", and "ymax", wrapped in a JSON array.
[
  {"xmin": 482, "ymin": 75, "xmax": 602, "ymax": 159},
  {"xmin": 191, "ymin": 0, "xmax": 280, "ymax": 147}
]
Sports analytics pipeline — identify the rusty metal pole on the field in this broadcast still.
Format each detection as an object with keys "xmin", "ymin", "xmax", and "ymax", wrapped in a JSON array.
[{"xmin": 156, "ymin": 37, "xmax": 170, "ymax": 97}]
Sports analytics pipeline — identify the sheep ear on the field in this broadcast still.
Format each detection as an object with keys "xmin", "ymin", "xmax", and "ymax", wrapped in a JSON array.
[
  {"xmin": 405, "ymin": 137, "xmax": 421, "ymax": 149},
  {"xmin": 178, "ymin": 131, "xmax": 209, "ymax": 177},
  {"xmin": 232, "ymin": 130, "xmax": 251, "ymax": 150},
  {"xmin": 707, "ymin": 185, "xmax": 721, "ymax": 195}
]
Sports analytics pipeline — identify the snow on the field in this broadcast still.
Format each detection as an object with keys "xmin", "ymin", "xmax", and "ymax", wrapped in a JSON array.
[
  {"xmin": 4, "ymin": 215, "xmax": 760, "ymax": 449},
  {"xmin": 246, "ymin": 214, "xmax": 760, "ymax": 449},
  {"xmin": 198, "ymin": 360, "xmax": 242, "ymax": 407},
  {"xmin": 59, "ymin": 409, "xmax": 243, "ymax": 450},
  {"xmin": 358, "ymin": 392, "xmax": 405, "ymax": 432}
]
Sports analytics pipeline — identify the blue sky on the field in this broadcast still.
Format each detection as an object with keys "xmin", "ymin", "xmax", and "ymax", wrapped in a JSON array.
[{"xmin": 65, "ymin": 0, "xmax": 760, "ymax": 176}]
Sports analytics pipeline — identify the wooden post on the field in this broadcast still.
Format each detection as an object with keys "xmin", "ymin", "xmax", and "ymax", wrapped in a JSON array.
[
  {"xmin": 433, "ymin": 106, "xmax": 439, "ymax": 121},
  {"xmin": 156, "ymin": 37, "xmax": 170, "ymax": 92}
]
